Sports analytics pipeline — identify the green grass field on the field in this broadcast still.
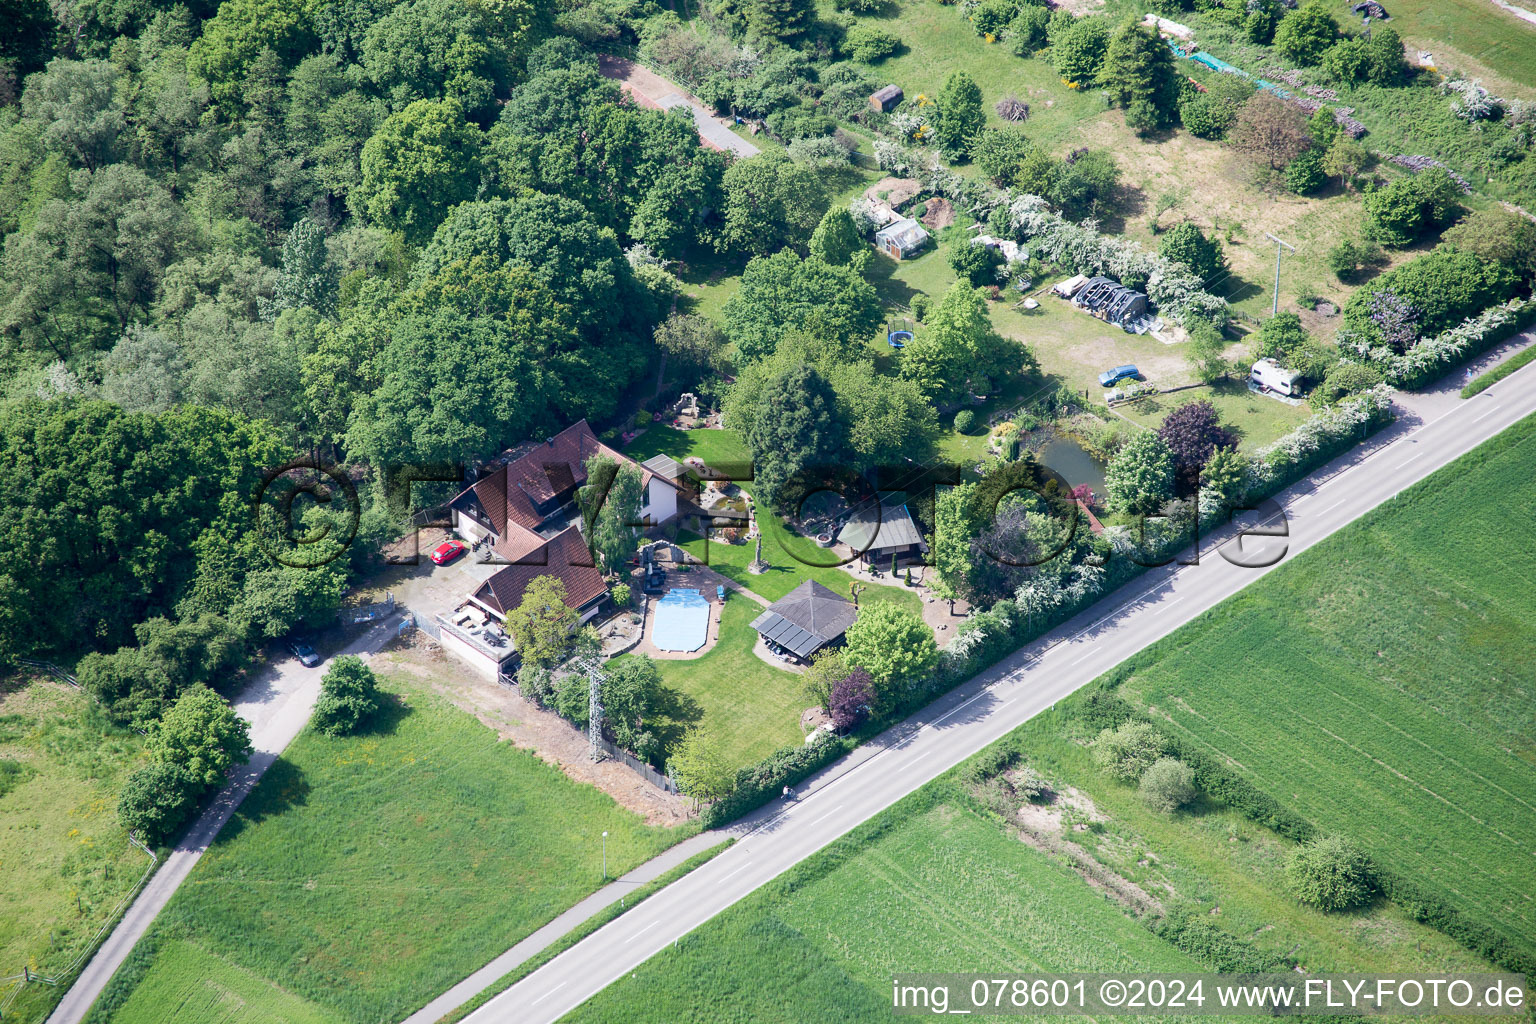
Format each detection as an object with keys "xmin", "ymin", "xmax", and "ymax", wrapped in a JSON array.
[
  {"xmin": 564, "ymin": 789, "xmax": 1203, "ymax": 1023},
  {"xmin": 102, "ymin": 674, "xmax": 688, "ymax": 1024},
  {"xmin": 616, "ymin": 600, "xmax": 808, "ymax": 768},
  {"xmin": 108, "ymin": 938, "xmax": 347, "ymax": 1024},
  {"xmin": 1107, "ymin": 413, "xmax": 1536, "ymax": 955},
  {"xmin": 0, "ymin": 677, "xmax": 148, "ymax": 1022}
]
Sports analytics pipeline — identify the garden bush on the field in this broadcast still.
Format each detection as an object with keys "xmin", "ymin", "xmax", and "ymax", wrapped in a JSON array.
[
  {"xmin": 1091, "ymin": 721, "xmax": 1166, "ymax": 782},
  {"xmin": 1286, "ymin": 834, "xmax": 1374, "ymax": 911},
  {"xmin": 1138, "ymin": 757, "xmax": 1197, "ymax": 812},
  {"xmin": 963, "ymin": 745, "xmax": 1019, "ymax": 784},
  {"xmin": 846, "ymin": 25, "xmax": 901, "ymax": 62},
  {"xmin": 312, "ymin": 656, "xmax": 383, "ymax": 736},
  {"xmin": 953, "ymin": 409, "xmax": 977, "ymax": 433}
]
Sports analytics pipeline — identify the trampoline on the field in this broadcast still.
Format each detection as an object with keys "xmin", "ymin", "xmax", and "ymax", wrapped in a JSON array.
[{"xmin": 652, "ymin": 588, "xmax": 710, "ymax": 652}]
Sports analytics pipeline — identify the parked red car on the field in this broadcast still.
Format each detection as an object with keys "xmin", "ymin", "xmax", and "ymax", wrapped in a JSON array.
[{"xmin": 430, "ymin": 539, "xmax": 467, "ymax": 565}]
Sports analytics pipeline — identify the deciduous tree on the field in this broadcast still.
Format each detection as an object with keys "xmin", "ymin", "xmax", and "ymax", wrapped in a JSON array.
[
  {"xmin": 1157, "ymin": 222, "xmax": 1226, "ymax": 283},
  {"xmin": 1157, "ymin": 398, "xmax": 1236, "ymax": 471},
  {"xmin": 117, "ymin": 762, "xmax": 200, "ymax": 844},
  {"xmin": 356, "ymin": 99, "xmax": 484, "ymax": 244},
  {"xmin": 312, "ymin": 655, "xmax": 383, "ymax": 736},
  {"xmin": 504, "ymin": 576, "xmax": 579, "ymax": 668},
  {"xmin": 1229, "ymin": 92, "xmax": 1311, "ymax": 169},
  {"xmin": 1273, "ymin": 2, "xmax": 1338, "ymax": 65},
  {"xmin": 148, "ymin": 684, "xmax": 253, "ymax": 789},
  {"xmin": 842, "ymin": 603, "xmax": 938, "ymax": 700},
  {"xmin": 1104, "ymin": 430, "xmax": 1175, "ymax": 515}
]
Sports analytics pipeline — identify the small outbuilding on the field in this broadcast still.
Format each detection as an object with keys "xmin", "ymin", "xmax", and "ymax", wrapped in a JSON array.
[
  {"xmin": 1052, "ymin": 273, "xmax": 1090, "ymax": 298},
  {"xmin": 874, "ymin": 217, "xmax": 930, "ymax": 260},
  {"xmin": 751, "ymin": 580, "xmax": 858, "ymax": 663},
  {"xmin": 870, "ymin": 85, "xmax": 904, "ymax": 112},
  {"xmin": 837, "ymin": 493, "xmax": 928, "ymax": 568}
]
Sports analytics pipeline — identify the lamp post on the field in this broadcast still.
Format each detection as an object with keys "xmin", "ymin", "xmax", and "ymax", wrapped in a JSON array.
[{"xmin": 602, "ymin": 831, "xmax": 609, "ymax": 880}]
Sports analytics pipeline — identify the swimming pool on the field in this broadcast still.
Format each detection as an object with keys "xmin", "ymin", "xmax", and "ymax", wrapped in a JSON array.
[{"xmin": 652, "ymin": 589, "xmax": 710, "ymax": 652}]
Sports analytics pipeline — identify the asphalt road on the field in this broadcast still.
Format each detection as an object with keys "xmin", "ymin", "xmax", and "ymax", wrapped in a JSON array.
[
  {"xmin": 46, "ymin": 615, "xmax": 407, "ymax": 1024},
  {"xmin": 465, "ymin": 359, "xmax": 1536, "ymax": 1024}
]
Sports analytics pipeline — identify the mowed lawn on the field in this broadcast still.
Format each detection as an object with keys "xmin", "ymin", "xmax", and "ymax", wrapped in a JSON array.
[
  {"xmin": 565, "ymin": 791, "xmax": 1202, "ymax": 1023},
  {"xmin": 0, "ymin": 678, "xmax": 147, "ymax": 1023},
  {"xmin": 102, "ymin": 676, "xmax": 687, "ymax": 1024},
  {"xmin": 618, "ymin": 600, "xmax": 808, "ymax": 769},
  {"xmin": 1112, "ymin": 413, "xmax": 1536, "ymax": 954},
  {"xmin": 621, "ymin": 425, "xmax": 922, "ymax": 767}
]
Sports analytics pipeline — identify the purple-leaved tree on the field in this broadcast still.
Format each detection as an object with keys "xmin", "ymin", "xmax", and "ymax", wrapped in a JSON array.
[
  {"xmin": 829, "ymin": 669, "xmax": 875, "ymax": 733},
  {"xmin": 1157, "ymin": 399, "xmax": 1237, "ymax": 473}
]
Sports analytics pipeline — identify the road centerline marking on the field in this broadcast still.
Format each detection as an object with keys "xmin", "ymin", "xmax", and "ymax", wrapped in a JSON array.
[
  {"xmin": 530, "ymin": 981, "xmax": 567, "ymax": 1005},
  {"xmin": 623, "ymin": 921, "xmax": 660, "ymax": 944}
]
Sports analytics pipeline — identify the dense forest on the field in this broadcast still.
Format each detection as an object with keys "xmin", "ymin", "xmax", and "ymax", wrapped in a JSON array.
[{"xmin": 0, "ymin": 0, "xmax": 977, "ymax": 702}]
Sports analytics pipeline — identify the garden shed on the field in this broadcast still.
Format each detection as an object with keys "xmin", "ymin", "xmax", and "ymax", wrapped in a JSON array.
[
  {"xmin": 751, "ymin": 580, "xmax": 858, "ymax": 662},
  {"xmin": 870, "ymin": 85, "xmax": 904, "ymax": 112},
  {"xmin": 874, "ymin": 217, "xmax": 930, "ymax": 260},
  {"xmin": 837, "ymin": 493, "xmax": 928, "ymax": 568}
]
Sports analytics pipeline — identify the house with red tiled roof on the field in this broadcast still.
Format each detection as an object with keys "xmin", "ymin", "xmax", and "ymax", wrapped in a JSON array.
[{"xmin": 446, "ymin": 420, "xmax": 692, "ymax": 632}]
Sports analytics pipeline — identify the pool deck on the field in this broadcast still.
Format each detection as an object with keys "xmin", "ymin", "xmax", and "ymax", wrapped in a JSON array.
[{"xmin": 630, "ymin": 568, "xmax": 742, "ymax": 660}]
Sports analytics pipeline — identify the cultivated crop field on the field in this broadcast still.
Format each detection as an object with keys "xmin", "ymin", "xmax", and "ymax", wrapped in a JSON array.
[
  {"xmin": 97, "ymin": 674, "xmax": 686, "ymax": 1024},
  {"xmin": 1003, "ymin": 710, "xmax": 1502, "ymax": 978},
  {"xmin": 1111, "ymin": 413, "xmax": 1536, "ymax": 954},
  {"xmin": 564, "ymin": 788, "xmax": 1202, "ymax": 1023}
]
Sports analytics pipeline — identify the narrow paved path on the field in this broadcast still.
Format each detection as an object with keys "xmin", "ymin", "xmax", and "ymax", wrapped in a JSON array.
[
  {"xmin": 399, "ymin": 831, "xmax": 725, "ymax": 1024},
  {"xmin": 461, "ymin": 348, "xmax": 1536, "ymax": 1023},
  {"xmin": 46, "ymin": 615, "xmax": 407, "ymax": 1024}
]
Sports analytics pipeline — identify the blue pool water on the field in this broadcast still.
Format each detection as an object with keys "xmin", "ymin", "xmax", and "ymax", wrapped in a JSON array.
[{"xmin": 653, "ymin": 588, "xmax": 710, "ymax": 652}]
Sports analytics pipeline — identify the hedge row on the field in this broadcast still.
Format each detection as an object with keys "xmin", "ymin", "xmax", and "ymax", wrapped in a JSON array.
[
  {"xmin": 1462, "ymin": 340, "xmax": 1536, "ymax": 397},
  {"xmin": 1385, "ymin": 300, "xmax": 1536, "ymax": 391},
  {"xmin": 699, "ymin": 733, "xmax": 856, "ymax": 829}
]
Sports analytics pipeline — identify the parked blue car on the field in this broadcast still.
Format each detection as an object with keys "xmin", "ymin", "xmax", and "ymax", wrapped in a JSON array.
[{"xmin": 1098, "ymin": 364, "xmax": 1139, "ymax": 387}]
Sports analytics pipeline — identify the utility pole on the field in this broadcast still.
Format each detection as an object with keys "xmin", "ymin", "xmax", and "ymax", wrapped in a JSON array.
[
  {"xmin": 1264, "ymin": 232, "xmax": 1295, "ymax": 316},
  {"xmin": 577, "ymin": 654, "xmax": 605, "ymax": 763}
]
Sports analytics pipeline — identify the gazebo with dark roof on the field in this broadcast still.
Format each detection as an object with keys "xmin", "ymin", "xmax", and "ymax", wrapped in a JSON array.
[{"xmin": 750, "ymin": 580, "xmax": 858, "ymax": 663}]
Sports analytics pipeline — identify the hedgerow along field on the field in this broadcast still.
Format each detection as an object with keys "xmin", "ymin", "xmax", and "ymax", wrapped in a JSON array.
[
  {"xmin": 95, "ymin": 672, "xmax": 688, "ymax": 1024},
  {"xmin": 0, "ymin": 676, "xmax": 147, "ymax": 1023},
  {"xmin": 564, "ymin": 785, "xmax": 1204, "ymax": 1023},
  {"xmin": 1107, "ymin": 412, "xmax": 1536, "ymax": 957}
]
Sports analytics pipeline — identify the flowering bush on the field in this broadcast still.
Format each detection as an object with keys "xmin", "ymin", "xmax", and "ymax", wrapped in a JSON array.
[
  {"xmin": 1377, "ymin": 301, "xmax": 1534, "ymax": 389},
  {"xmin": 1246, "ymin": 386, "xmax": 1394, "ymax": 490}
]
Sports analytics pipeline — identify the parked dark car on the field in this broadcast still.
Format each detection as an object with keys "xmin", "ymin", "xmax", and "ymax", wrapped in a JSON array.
[{"xmin": 288, "ymin": 638, "xmax": 320, "ymax": 667}]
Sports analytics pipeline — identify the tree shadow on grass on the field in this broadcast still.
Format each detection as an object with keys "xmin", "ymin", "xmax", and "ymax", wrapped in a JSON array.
[
  {"xmin": 356, "ymin": 690, "xmax": 413, "ymax": 738},
  {"xmin": 221, "ymin": 756, "xmax": 311, "ymax": 841},
  {"xmin": 650, "ymin": 686, "xmax": 704, "ymax": 757},
  {"xmin": 864, "ymin": 251, "xmax": 919, "ymax": 309}
]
